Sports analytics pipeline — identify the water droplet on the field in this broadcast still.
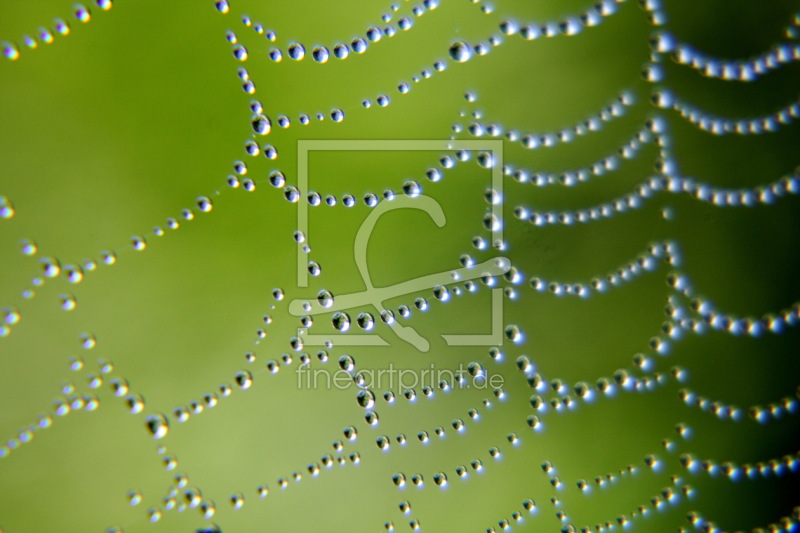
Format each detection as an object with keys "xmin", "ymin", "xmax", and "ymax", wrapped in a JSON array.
[
  {"xmin": 433, "ymin": 285, "xmax": 450, "ymax": 301},
  {"xmin": 131, "ymin": 236, "xmax": 146, "ymax": 251},
  {"xmin": 230, "ymin": 493, "xmax": 244, "ymax": 510},
  {"xmin": 366, "ymin": 26, "xmax": 382, "ymax": 42},
  {"xmin": 477, "ymin": 152, "xmax": 494, "ymax": 168},
  {"xmin": 200, "ymin": 499, "xmax": 216, "ymax": 519},
  {"xmin": 333, "ymin": 43, "xmax": 349, "ymax": 59},
  {"xmin": 402, "ymin": 180, "xmax": 421, "ymax": 197},
  {"xmin": 147, "ymin": 508, "xmax": 161, "ymax": 523},
  {"xmin": 145, "ymin": 414, "xmax": 169, "ymax": 439},
  {"xmin": 125, "ymin": 394, "xmax": 145, "ymax": 414},
  {"xmin": 338, "ymin": 355, "xmax": 355, "ymax": 373},
  {"xmin": 449, "ymin": 41, "xmax": 473, "ymax": 62},
  {"xmin": 332, "ymin": 311, "xmax": 351, "ymax": 332},
  {"xmin": 287, "ymin": 42, "xmax": 305, "ymax": 60},
  {"xmin": 173, "ymin": 406, "xmax": 190, "ymax": 422},
  {"xmin": 234, "ymin": 370, "xmax": 253, "ymax": 390},
  {"xmin": 312, "ymin": 46, "xmax": 329, "ymax": 63},
  {"xmin": 344, "ymin": 425, "xmax": 358, "ymax": 441},
  {"xmin": 316, "ymin": 289, "xmax": 335, "ymax": 309},
  {"xmin": 357, "ymin": 389, "xmax": 376, "ymax": 409},
  {"xmin": 365, "ymin": 411, "xmax": 379, "ymax": 426},
  {"xmin": 232, "ymin": 44, "xmax": 248, "ymax": 61},
  {"xmin": 252, "ymin": 114, "xmax": 271, "ymax": 135},
  {"xmin": 352, "ymin": 37, "xmax": 368, "ymax": 53},
  {"xmin": 127, "ymin": 489, "xmax": 142, "ymax": 506},
  {"xmin": 40, "ymin": 257, "xmax": 61, "ymax": 278},
  {"xmin": 263, "ymin": 144, "xmax": 277, "ymax": 159},
  {"xmin": 284, "ymin": 186, "xmax": 300, "ymax": 203},
  {"xmin": 272, "ymin": 288, "xmax": 285, "ymax": 301},
  {"xmin": 2, "ymin": 42, "xmax": 20, "ymax": 61},
  {"xmin": 505, "ymin": 324, "xmax": 523, "ymax": 343},
  {"xmin": 197, "ymin": 196, "xmax": 213, "ymax": 212},
  {"xmin": 357, "ymin": 312, "xmax": 375, "ymax": 331}
]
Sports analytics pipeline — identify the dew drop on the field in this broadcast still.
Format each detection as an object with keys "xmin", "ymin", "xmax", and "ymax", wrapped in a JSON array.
[
  {"xmin": 234, "ymin": 370, "xmax": 253, "ymax": 390},
  {"xmin": 332, "ymin": 311, "xmax": 351, "ymax": 332},
  {"xmin": 131, "ymin": 236, "xmax": 146, "ymax": 251},
  {"xmin": 312, "ymin": 46, "xmax": 329, "ymax": 63},
  {"xmin": 352, "ymin": 37, "xmax": 367, "ymax": 53},
  {"xmin": 252, "ymin": 114, "xmax": 272, "ymax": 135},
  {"xmin": 449, "ymin": 41, "xmax": 473, "ymax": 62},
  {"xmin": 125, "ymin": 394, "xmax": 144, "ymax": 415},
  {"xmin": 230, "ymin": 493, "xmax": 244, "ymax": 510},
  {"xmin": 357, "ymin": 312, "xmax": 375, "ymax": 331},
  {"xmin": 197, "ymin": 196, "xmax": 213, "ymax": 213},
  {"xmin": 232, "ymin": 44, "xmax": 248, "ymax": 61},
  {"xmin": 40, "ymin": 257, "xmax": 61, "ymax": 278},
  {"xmin": 357, "ymin": 389, "xmax": 376, "ymax": 409},
  {"xmin": 284, "ymin": 186, "xmax": 300, "ymax": 203},
  {"xmin": 145, "ymin": 414, "xmax": 169, "ymax": 439},
  {"xmin": 59, "ymin": 294, "xmax": 77, "ymax": 311},
  {"xmin": 505, "ymin": 324, "xmax": 523, "ymax": 343},
  {"xmin": 477, "ymin": 152, "xmax": 495, "ymax": 169},
  {"xmin": 433, "ymin": 285, "xmax": 450, "ymax": 301},
  {"xmin": 402, "ymin": 180, "xmax": 421, "ymax": 198},
  {"xmin": 2, "ymin": 42, "xmax": 20, "ymax": 61},
  {"xmin": 287, "ymin": 42, "xmax": 306, "ymax": 60},
  {"xmin": 200, "ymin": 500, "xmax": 216, "ymax": 519},
  {"xmin": 317, "ymin": 289, "xmax": 335, "ymax": 308}
]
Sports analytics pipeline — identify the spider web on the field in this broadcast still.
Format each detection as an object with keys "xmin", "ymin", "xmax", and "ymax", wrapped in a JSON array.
[{"xmin": 1, "ymin": 0, "xmax": 800, "ymax": 532}]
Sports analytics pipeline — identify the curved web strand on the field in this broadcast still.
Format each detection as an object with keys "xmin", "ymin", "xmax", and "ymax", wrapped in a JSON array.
[
  {"xmin": 501, "ymin": 0, "xmax": 641, "ymax": 41},
  {"xmin": 501, "ymin": 124, "xmax": 655, "ymax": 188},
  {"xmin": 575, "ymin": 480, "xmax": 695, "ymax": 532},
  {"xmin": 218, "ymin": 0, "xmax": 441, "ymax": 65},
  {"xmin": 653, "ymin": 88, "xmax": 800, "ymax": 135},
  {"xmin": 1, "ymin": 1, "xmax": 112, "ymax": 62},
  {"xmin": 686, "ymin": 510, "xmax": 800, "ymax": 533},
  {"xmin": 677, "ymin": 385, "xmax": 800, "ymax": 425},
  {"xmin": 516, "ymin": 170, "xmax": 800, "ymax": 227},
  {"xmin": 573, "ymin": 429, "xmax": 694, "ymax": 498},
  {"xmin": 482, "ymin": 499, "xmax": 539, "ymax": 533},
  {"xmin": 463, "ymin": 90, "xmax": 637, "ymax": 153},
  {"xmin": 526, "ymin": 240, "xmax": 675, "ymax": 299},
  {"xmin": 678, "ymin": 450, "xmax": 800, "ymax": 483},
  {"xmin": 685, "ymin": 297, "xmax": 800, "ymax": 338},
  {"xmin": 651, "ymin": 31, "xmax": 800, "ymax": 82}
]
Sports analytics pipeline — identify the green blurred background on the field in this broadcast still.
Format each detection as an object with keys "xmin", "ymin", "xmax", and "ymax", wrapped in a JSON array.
[{"xmin": 1, "ymin": 0, "xmax": 799, "ymax": 531}]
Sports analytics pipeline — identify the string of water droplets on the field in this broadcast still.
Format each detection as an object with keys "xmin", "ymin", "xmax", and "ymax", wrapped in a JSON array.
[
  {"xmin": 651, "ymin": 31, "xmax": 800, "ymax": 82},
  {"xmin": 1, "ymin": 1, "xmax": 112, "ymax": 62}
]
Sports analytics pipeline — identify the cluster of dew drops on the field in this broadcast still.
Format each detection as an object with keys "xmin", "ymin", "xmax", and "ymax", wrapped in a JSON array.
[{"xmin": 2, "ymin": 1, "xmax": 113, "ymax": 61}]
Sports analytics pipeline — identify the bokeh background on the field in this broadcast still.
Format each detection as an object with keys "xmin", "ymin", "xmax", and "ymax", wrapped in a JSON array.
[{"xmin": 1, "ymin": 0, "xmax": 799, "ymax": 531}]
